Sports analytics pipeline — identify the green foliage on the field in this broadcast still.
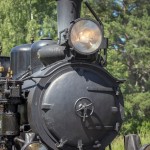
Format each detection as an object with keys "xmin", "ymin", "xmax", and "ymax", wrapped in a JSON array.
[
  {"xmin": 122, "ymin": 93, "xmax": 150, "ymax": 134},
  {"xmin": 139, "ymin": 121, "xmax": 150, "ymax": 136},
  {"xmin": 0, "ymin": 0, "xmax": 57, "ymax": 55},
  {"xmin": 106, "ymin": 136, "xmax": 124, "ymax": 150}
]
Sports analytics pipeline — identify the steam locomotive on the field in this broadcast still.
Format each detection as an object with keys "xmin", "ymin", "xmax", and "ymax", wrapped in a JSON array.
[{"xmin": 0, "ymin": 0, "xmax": 149, "ymax": 150}]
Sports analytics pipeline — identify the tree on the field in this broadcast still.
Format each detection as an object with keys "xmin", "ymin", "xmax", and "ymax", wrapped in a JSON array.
[
  {"xmin": 85, "ymin": 0, "xmax": 150, "ymax": 133},
  {"xmin": 0, "ymin": 0, "xmax": 57, "ymax": 55}
]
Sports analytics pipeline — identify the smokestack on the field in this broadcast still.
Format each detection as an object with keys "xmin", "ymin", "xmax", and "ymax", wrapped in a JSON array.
[{"xmin": 57, "ymin": 0, "xmax": 82, "ymax": 44}]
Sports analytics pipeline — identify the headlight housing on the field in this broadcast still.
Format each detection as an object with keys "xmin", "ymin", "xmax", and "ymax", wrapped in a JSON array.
[{"xmin": 69, "ymin": 18, "xmax": 103, "ymax": 55}]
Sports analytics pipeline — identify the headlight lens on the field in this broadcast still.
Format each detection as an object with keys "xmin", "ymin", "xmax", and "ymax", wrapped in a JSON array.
[{"xmin": 69, "ymin": 19, "xmax": 102, "ymax": 55}]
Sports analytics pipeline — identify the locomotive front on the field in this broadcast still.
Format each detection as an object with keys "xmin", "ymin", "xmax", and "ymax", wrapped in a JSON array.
[{"xmin": 0, "ymin": 0, "xmax": 124, "ymax": 150}]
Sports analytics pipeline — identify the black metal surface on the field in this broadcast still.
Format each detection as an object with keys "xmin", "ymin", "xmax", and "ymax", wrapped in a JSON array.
[
  {"xmin": 11, "ymin": 44, "xmax": 32, "ymax": 79},
  {"xmin": 30, "ymin": 39, "xmax": 56, "ymax": 73},
  {"xmin": 57, "ymin": 0, "xmax": 82, "ymax": 44},
  {"xmin": 38, "ymin": 44, "xmax": 65, "ymax": 66},
  {"xmin": 0, "ymin": 113, "xmax": 19, "ymax": 136},
  {"xmin": 0, "ymin": 56, "xmax": 10, "ymax": 77},
  {"xmin": 0, "ymin": 80, "xmax": 22, "ymax": 138},
  {"xmin": 0, "ymin": 80, "xmax": 22, "ymax": 104},
  {"xmin": 27, "ymin": 61, "xmax": 124, "ymax": 150}
]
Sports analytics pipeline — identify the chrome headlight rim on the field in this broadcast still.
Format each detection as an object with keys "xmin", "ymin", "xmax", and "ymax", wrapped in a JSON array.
[{"xmin": 68, "ymin": 18, "xmax": 103, "ymax": 55}]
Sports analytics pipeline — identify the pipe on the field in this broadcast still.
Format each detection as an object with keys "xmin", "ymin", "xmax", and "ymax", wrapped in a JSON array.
[
  {"xmin": 38, "ymin": 45, "xmax": 66, "ymax": 66},
  {"xmin": 57, "ymin": 0, "xmax": 82, "ymax": 44}
]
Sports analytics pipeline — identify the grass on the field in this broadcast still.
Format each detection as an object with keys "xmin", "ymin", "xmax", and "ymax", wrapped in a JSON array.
[
  {"xmin": 105, "ymin": 136, "xmax": 124, "ymax": 150},
  {"xmin": 105, "ymin": 134, "xmax": 150, "ymax": 150}
]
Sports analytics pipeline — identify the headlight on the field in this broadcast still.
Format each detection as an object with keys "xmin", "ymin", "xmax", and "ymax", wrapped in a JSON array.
[
  {"xmin": 24, "ymin": 142, "xmax": 48, "ymax": 150},
  {"xmin": 69, "ymin": 18, "xmax": 103, "ymax": 55}
]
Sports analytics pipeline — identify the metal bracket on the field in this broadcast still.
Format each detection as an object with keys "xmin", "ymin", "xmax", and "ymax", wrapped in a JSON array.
[
  {"xmin": 56, "ymin": 139, "xmax": 68, "ymax": 148},
  {"xmin": 78, "ymin": 140, "xmax": 83, "ymax": 150}
]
